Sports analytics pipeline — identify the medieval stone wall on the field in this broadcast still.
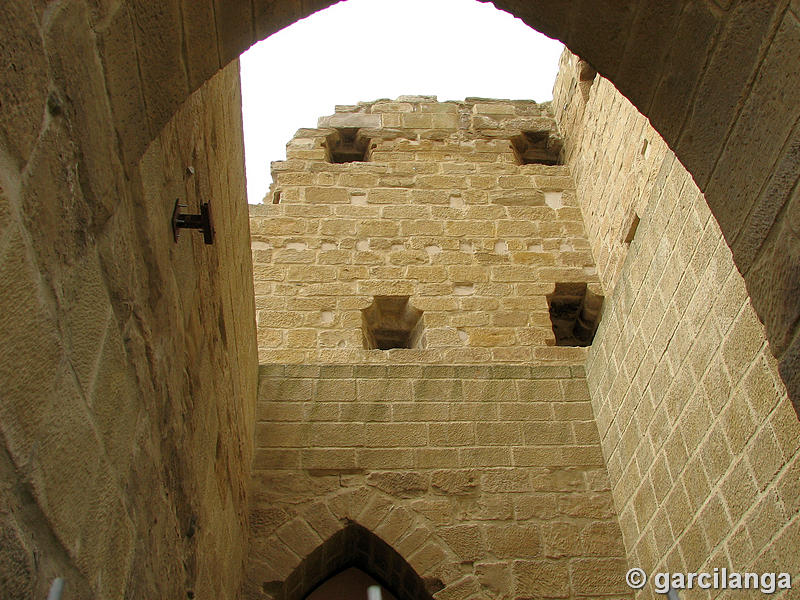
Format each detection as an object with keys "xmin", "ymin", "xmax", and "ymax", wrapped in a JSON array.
[
  {"xmin": 246, "ymin": 364, "xmax": 629, "ymax": 600},
  {"xmin": 244, "ymin": 98, "xmax": 631, "ymax": 599},
  {"xmin": 250, "ymin": 98, "xmax": 600, "ymax": 366},
  {"xmin": 554, "ymin": 52, "xmax": 800, "ymax": 599},
  {"xmin": 0, "ymin": 56, "xmax": 257, "ymax": 599},
  {"xmin": 2, "ymin": 1, "xmax": 799, "ymax": 599}
]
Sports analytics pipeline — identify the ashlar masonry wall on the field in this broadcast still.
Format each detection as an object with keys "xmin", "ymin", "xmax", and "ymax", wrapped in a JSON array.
[
  {"xmin": 245, "ymin": 99, "xmax": 630, "ymax": 600},
  {"xmin": 249, "ymin": 98, "xmax": 601, "ymax": 366},
  {"xmin": 0, "ymin": 59, "xmax": 257, "ymax": 599},
  {"xmin": 553, "ymin": 52, "xmax": 800, "ymax": 599},
  {"xmin": 245, "ymin": 364, "xmax": 630, "ymax": 600}
]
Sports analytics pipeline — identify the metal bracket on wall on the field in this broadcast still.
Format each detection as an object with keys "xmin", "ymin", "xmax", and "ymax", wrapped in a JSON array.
[{"xmin": 172, "ymin": 199, "xmax": 214, "ymax": 245}]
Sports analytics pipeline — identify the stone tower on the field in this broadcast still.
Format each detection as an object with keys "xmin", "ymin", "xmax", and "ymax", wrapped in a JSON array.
[
  {"xmin": 251, "ymin": 97, "xmax": 603, "ymax": 365},
  {"xmin": 245, "ymin": 96, "xmax": 629, "ymax": 599},
  {"xmin": 243, "ymin": 54, "xmax": 800, "ymax": 599}
]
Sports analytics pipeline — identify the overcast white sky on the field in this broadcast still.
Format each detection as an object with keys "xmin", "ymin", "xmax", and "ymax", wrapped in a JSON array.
[{"xmin": 240, "ymin": 0, "xmax": 564, "ymax": 204}]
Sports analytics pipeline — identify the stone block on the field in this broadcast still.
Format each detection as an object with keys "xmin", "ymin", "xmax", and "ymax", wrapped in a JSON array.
[
  {"xmin": 0, "ymin": 230, "xmax": 64, "ymax": 461},
  {"xmin": 33, "ymin": 367, "xmax": 108, "ymax": 556},
  {"xmin": 301, "ymin": 449, "xmax": 357, "ymax": 471},
  {"xmin": 129, "ymin": 0, "xmax": 189, "ymax": 137},
  {"xmin": 253, "ymin": 449, "xmax": 300, "ymax": 470},
  {"xmin": 415, "ymin": 448, "xmax": 459, "ymax": 469},
  {"xmin": 512, "ymin": 559, "xmax": 570, "ymax": 598},
  {"xmin": 708, "ymin": 9, "xmax": 800, "ymax": 244},
  {"xmin": 487, "ymin": 524, "xmax": 541, "ymax": 559},
  {"xmin": 96, "ymin": 6, "xmax": 155, "ymax": 164},
  {"xmin": 75, "ymin": 476, "xmax": 135, "ymax": 599},
  {"xmin": 472, "ymin": 103, "xmax": 515, "ymax": 116},
  {"xmin": 570, "ymin": 557, "xmax": 629, "ymax": 596},
  {"xmin": 357, "ymin": 449, "xmax": 416, "ymax": 469},
  {"xmin": 89, "ymin": 323, "xmax": 140, "ymax": 475},
  {"xmin": 366, "ymin": 472, "xmax": 428, "ymax": 497},
  {"xmin": 364, "ymin": 424, "xmax": 427, "ymax": 448},
  {"xmin": 374, "ymin": 505, "xmax": 415, "ymax": 545},
  {"xmin": 318, "ymin": 113, "xmax": 382, "ymax": 128},
  {"xmin": 476, "ymin": 422, "xmax": 523, "ymax": 446},
  {"xmin": 301, "ymin": 502, "xmax": 341, "ymax": 541},
  {"xmin": 255, "ymin": 423, "xmax": 308, "ymax": 447},
  {"xmin": 408, "ymin": 541, "xmax": 447, "ymax": 576},
  {"xmin": 357, "ymin": 379, "xmax": 412, "ymax": 402},
  {"xmin": 306, "ymin": 187, "xmax": 350, "ymax": 204},
  {"xmin": 429, "ymin": 423, "xmax": 475, "ymax": 447},
  {"xmin": 400, "ymin": 113, "xmax": 432, "ymax": 128},
  {"xmin": 308, "ymin": 423, "xmax": 364, "ymax": 447},
  {"xmin": 180, "ymin": 0, "xmax": 220, "ymax": 90},
  {"xmin": 439, "ymin": 525, "xmax": 483, "ymax": 561},
  {"xmin": 46, "ymin": 3, "xmax": 128, "ymax": 225},
  {"xmin": 276, "ymin": 519, "xmax": 322, "ymax": 559},
  {"xmin": 0, "ymin": 516, "xmax": 34, "ymax": 599}
]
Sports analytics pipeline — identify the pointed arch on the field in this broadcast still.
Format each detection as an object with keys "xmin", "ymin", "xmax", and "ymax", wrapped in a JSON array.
[
  {"xmin": 252, "ymin": 521, "xmax": 438, "ymax": 600},
  {"xmin": 243, "ymin": 485, "xmax": 464, "ymax": 600},
  {"xmin": 284, "ymin": 522, "xmax": 435, "ymax": 600}
]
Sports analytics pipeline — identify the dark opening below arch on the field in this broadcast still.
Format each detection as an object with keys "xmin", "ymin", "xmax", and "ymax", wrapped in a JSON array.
[{"xmin": 262, "ymin": 523, "xmax": 437, "ymax": 600}]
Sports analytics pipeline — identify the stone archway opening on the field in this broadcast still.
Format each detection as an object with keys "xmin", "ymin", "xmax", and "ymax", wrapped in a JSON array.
[
  {"xmin": 3, "ymin": 1, "xmax": 800, "ymax": 599},
  {"xmin": 111, "ymin": 0, "xmax": 799, "ymax": 402},
  {"xmin": 263, "ymin": 523, "xmax": 436, "ymax": 600}
]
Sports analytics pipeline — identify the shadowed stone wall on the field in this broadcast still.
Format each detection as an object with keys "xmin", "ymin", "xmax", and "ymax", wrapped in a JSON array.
[{"xmin": 0, "ymin": 57, "xmax": 257, "ymax": 599}]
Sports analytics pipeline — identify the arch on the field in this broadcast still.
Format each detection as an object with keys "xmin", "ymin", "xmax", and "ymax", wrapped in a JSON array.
[
  {"xmin": 95, "ymin": 0, "xmax": 798, "ymax": 402},
  {"xmin": 246, "ymin": 493, "xmax": 455, "ymax": 600},
  {"xmin": 268, "ymin": 522, "xmax": 436, "ymax": 600},
  {"xmin": 244, "ymin": 485, "xmax": 462, "ymax": 600}
]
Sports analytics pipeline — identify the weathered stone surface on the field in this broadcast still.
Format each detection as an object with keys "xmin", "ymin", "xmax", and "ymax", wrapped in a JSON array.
[
  {"xmin": 2, "ymin": 2, "xmax": 799, "ymax": 599},
  {"xmin": 647, "ymin": 1, "xmax": 721, "ymax": 145},
  {"xmin": 0, "ymin": 519, "xmax": 33, "ymax": 600},
  {"xmin": 251, "ymin": 366, "xmax": 625, "ymax": 598},
  {"xmin": 613, "ymin": 0, "xmax": 684, "ymax": 114},
  {"xmin": 0, "ymin": 57, "xmax": 254, "ymax": 599},
  {"xmin": 251, "ymin": 98, "xmax": 590, "ymax": 364},
  {"xmin": 318, "ymin": 113, "xmax": 382, "ymax": 128},
  {"xmin": 181, "ymin": 0, "xmax": 221, "ymax": 90},
  {"xmin": 0, "ymin": 2, "xmax": 49, "ymax": 168},
  {"xmin": 96, "ymin": 5, "xmax": 153, "ymax": 165},
  {"xmin": 0, "ymin": 230, "xmax": 64, "ymax": 462},
  {"xmin": 512, "ymin": 559, "xmax": 570, "ymax": 598},
  {"xmin": 367, "ymin": 472, "xmax": 429, "ymax": 497},
  {"xmin": 46, "ymin": 1, "xmax": 125, "ymax": 233},
  {"xmin": 676, "ymin": 0, "xmax": 776, "ymax": 187}
]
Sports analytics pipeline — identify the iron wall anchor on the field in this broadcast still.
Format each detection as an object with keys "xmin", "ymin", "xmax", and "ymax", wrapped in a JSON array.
[{"xmin": 172, "ymin": 199, "xmax": 214, "ymax": 245}]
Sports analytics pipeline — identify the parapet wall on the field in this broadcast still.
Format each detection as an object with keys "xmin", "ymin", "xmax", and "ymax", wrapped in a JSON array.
[{"xmin": 250, "ymin": 98, "xmax": 601, "ymax": 365}]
